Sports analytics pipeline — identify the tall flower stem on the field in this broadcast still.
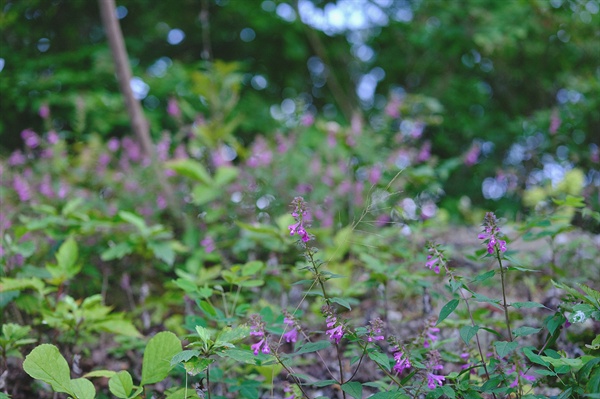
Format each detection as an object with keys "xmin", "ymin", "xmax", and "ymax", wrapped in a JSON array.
[{"xmin": 497, "ymin": 253, "xmax": 513, "ymax": 341}]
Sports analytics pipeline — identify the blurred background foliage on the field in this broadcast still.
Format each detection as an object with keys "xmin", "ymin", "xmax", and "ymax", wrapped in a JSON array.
[{"xmin": 1, "ymin": 0, "xmax": 599, "ymax": 220}]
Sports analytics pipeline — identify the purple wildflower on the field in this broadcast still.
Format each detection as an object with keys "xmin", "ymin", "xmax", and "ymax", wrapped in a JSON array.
[
  {"xmin": 366, "ymin": 318, "xmax": 385, "ymax": 342},
  {"xmin": 425, "ymin": 242, "xmax": 446, "ymax": 274},
  {"xmin": 478, "ymin": 212, "xmax": 507, "ymax": 254},
  {"xmin": 167, "ymin": 97, "xmax": 181, "ymax": 118},
  {"xmin": 46, "ymin": 131, "xmax": 59, "ymax": 145},
  {"xmin": 13, "ymin": 175, "xmax": 31, "ymax": 201},
  {"xmin": 107, "ymin": 137, "xmax": 120, "ymax": 152},
  {"xmin": 425, "ymin": 350, "xmax": 445, "ymax": 389},
  {"xmin": 509, "ymin": 367, "xmax": 536, "ymax": 388},
  {"xmin": 21, "ymin": 129, "xmax": 40, "ymax": 149},
  {"xmin": 427, "ymin": 372, "xmax": 445, "ymax": 389},
  {"xmin": 464, "ymin": 142, "xmax": 481, "ymax": 166},
  {"xmin": 323, "ymin": 306, "xmax": 345, "ymax": 344},
  {"xmin": 249, "ymin": 315, "xmax": 270, "ymax": 355},
  {"xmin": 393, "ymin": 350, "xmax": 411, "ymax": 374},
  {"xmin": 8, "ymin": 150, "xmax": 26, "ymax": 166},
  {"xmin": 288, "ymin": 197, "xmax": 312, "ymax": 243},
  {"xmin": 282, "ymin": 316, "xmax": 298, "ymax": 343},
  {"xmin": 424, "ymin": 324, "xmax": 440, "ymax": 348},
  {"xmin": 201, "ymin": 236, "xmax": 215, "ymax": 253},
  {"xmin": 39, "ymin": 103, "xmax": 50, "ymax": 119}
]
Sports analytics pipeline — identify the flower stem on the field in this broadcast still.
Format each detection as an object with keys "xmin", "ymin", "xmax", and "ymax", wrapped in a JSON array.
[{"xmin": 497, "ymin": 251, "xmax": 513, "ymax": 341}]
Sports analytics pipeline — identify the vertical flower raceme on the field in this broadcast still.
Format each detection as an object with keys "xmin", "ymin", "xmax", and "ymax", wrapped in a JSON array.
[
  {"xmin": 425, "ymin": 242, "xmax": 447, "ymax": 274},
  {"xmin": 322, "ymin": 306, "xmax": 345, "ymax": 344},
  {"xmin": 425, "ymin": 351, "xmax": 445, "ymax": 389},
  {"xmin": 249, "ymin": 315, "xmax": 270, "ymax": 356},
  {"xmin": 423, "ymin": 322, "xmax": 440, "ymax": 349},
  {"xmin": 392, "ymin": 349, "xmax": 411, "ymax": 374},
  {"xmin": 282, "ymin": 313, "xmax": 299, "ymax": 344},
  {"xmin": 288, "ymin": 197, "xmax": 312, "ymax": 244},
  {"xmin": 478, "ymin": 212, "xmax": 507, "ymax": 254},
  {"xmin": 366, "ymin": 318, "xmax": 385, "ymax": 342}
]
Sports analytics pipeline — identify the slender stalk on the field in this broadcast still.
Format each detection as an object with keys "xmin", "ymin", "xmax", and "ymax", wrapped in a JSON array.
[
  {"xmin": 206, "ymin": 366, "xmax": 211, "ymax": 399},
  {"xmin": 497, "ymin": 253, "xmax": 513, "ymax": 341}
]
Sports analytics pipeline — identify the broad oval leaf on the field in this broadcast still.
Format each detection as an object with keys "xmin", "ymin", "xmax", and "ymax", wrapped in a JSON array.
[
  {"xmin": 23, "ymin": 344, "xmax": 72, "ymax": 395},
  {"xmin": 108, "ymin": 371, "xmax": 134, "ymax": 399},
  {"xmin": 141, "ymin": 331, "xmax": 182, "ymax": 386}
]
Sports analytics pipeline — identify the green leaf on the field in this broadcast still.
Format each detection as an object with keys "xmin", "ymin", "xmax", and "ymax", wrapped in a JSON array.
[
  {"xmin": 119, "ymin": 211, "xmax": 149, "ymax": 234},
  {"xmin": 84, "ymin": 370, "xmax": 117, "ymax": 378},
  {"xmin": 522, "ymin": 347, "xmax": 550, "ymax": 367},
  {"xmin": 331, "ymin": 297, "xmax": 352, "ymax": 311},
  {"xmin": 292, "ymin": 340, "xmax": 331, "ymax": 356},
  {"xmin": 512, "ymin": 301, "xmax": 547, "ymax": 309},
  {"xmin": 368, "ymin": 350, "xmax": 391, "ymax": 372},
  {"xmin": 165, "ymin": 159, "xmax": 213, "ymax": 185},
  {"xmin": 108, "ymin": 371, "xmax": 134, "ymax": 399},
  {"xmin": 313, "ymin": 379, "xmax": 337, "ymax": 387},
  {"xmin": 436, "ymin": 299, "xmax": 459, "ymax": 325},
  {"xmin": 493, "ymin": 341, "xmax": 518, "ymax": 358},
  {"xmin": 101, "ymin": 242, "xmax": 134, "ymax": 261},
  {"xmin": 217, "ymin": 348, "xmax": 256, "ymax": 364},
  {"xmin": 55, "ymin": 237, "xmax": 78, "ymax": 271},
  {"xmin": 70, "ymin": 377, "xmax": 96, "ymax": 399},
  {"xmin": 141, "ymin": 331, "xmax": 182, "ymax": 386},
  {"xmin": 170, "ymin": 350, "xmax": 201, "ymax": 366},
  {"xmin": 341, "ymin": 381, "xmax": 363, "ymax": 399},
  {"xmin": 512, "ymin": 326, "xmax": 541, "ymax": 337},
  {"xmin": 214, "ymin": 166, "xmax": 239, "ymax": 186},
  {"xmin": 23, "ymin": 344, "xmax": 72, "ymax": 395},
  {"xmin": 95, "ymin": 320, "xmax": 142, "ymax": 338},
  {"xmin": 183, "ymin": 357, "xmax": 215, "ymax": 376},
  {"xmin": 0, "ymin": 277, "xmax": 45, "ymax": 293},
  {"xmin": 148, "ymin": 241, "xmax": 175, "ymax": 266},
  {"xmin": 471, "ymin": 270, "xmax": 495, "ymax": 284},
  {"xmin": 195, "ymin": 325, "xmax": 212, "ymax": 343},
  {"xmin": 459, "ymin": 325, "xmax": 479, "ymax": 345},
  {"xmin": 217, "ymin": 325, "xmax": 250, "ymax": 344}
]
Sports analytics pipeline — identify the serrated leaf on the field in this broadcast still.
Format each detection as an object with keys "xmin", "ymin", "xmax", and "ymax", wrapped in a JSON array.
[
  {"xmin": 23, "ymin": 344, "xmax": 72, "ymax": 395},
  {"xmin": 108, "ymin": 371, "xmax": 134, "ymax": 399},
  {"xmin": 341, "ymin": 381, "xmax": 362, "ymax": 399},
  {"xmin": 170, "ymin": 350, "xmax": 201, "ymax": 366},
  {"xmin": 195, "ymin": 326, "xmax": 212, "ymax": 343},
  {"xmin": 184, "ymin": 357, "xmax": 214, "ymax": 376},
  {"xmin": 217, "ymin": 325, "xmax": 250, "ymax": 344},
  {"xmin": 494, "ymin": 341, "xmax": 518, "ymax": 358},
  {"xmin": 367, "ymin": 392, "xmax": 409, "ymax": 399},
  {"xmin": 459, "ymin": 325, "xmax": 479, "ymax": 345},
  {"xmin": 436, "ymin": 299, "xmax": 459, "ymax": 325},
  {"xmin": 55, "ymin": 237, "xmax": 78, "ymax": 270},
  {"xmin": 313, "ymin": 379, "xmax": 337, "ymax": 387},
  {"xmin": 0, "ymin": 277, "xmax": 45, "ymax": 293},
  {"xmin": 141, "ymin": 331, "xmax": 182, "ymax": 385}
]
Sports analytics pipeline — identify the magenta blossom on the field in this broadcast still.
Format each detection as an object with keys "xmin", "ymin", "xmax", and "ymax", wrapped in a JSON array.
[
  {"xmin": 424, "ymin": 325, "xmax": 440, "ymax": 348},
  {"xmin": 288, "ymin": 197, "xmax": 312, "ymax": 243},
  {"xmin": 325, "ymin": 315, "xmax": 345, "ymax": 344},
  {"xmin": 282, "ymin": 317, "xmax": 298, "ymax": 343},
  {"xmin": 478, "ymin": 212, "xmax": 507, "ymax": 254},
  {"xmin": 366, "ymin": 318, "xmax": 385, "ymax": 342},
  {"xmin": 393, "ymin": 351, "xmax": 411, "ymax": 374},
  {"xmin": 425, "ymin": 242, "xmax": 446, "ymax": 274}
]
